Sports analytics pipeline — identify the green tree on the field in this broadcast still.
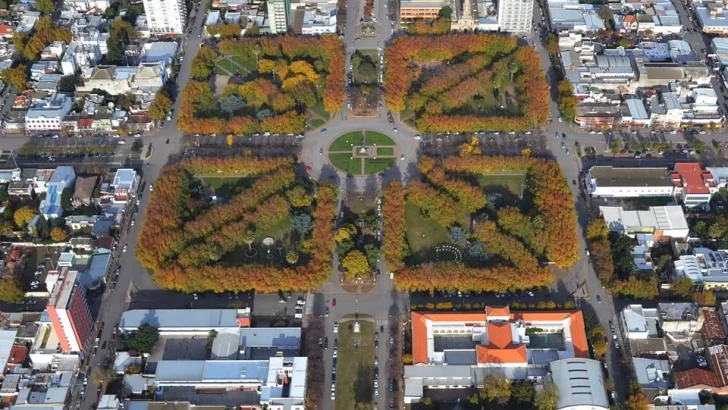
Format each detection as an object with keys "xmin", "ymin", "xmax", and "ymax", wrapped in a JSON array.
[
  {"xmin": 364, "ymin": 243, "xmax": 380, "ymax": 265},
  {"xmin": 60, "ymin": 189, "xmax": 72, "ymax": 211},
  {"xmin": 557, "ymin": 80, "xmax": 577, "ymax": 122},
  {"xmin": 34, "ymin": 0, "xmax": 56, "ymax": 14},
  {"xmin": 438, "ymin": 5, "xmax": 453, "ymax": 19},
  {"xmin": 341, "ymin": 250, "xmax": 370, "ymax": 280},
  {"xmin": 546, "ymin": 34, "xmax": 559, "ymax": 54},
  {"xmin": 480, "ymin": 375, "xmax": 511, "ymax": 405},
  {"xmin": 121, "ymin": 324, "xmax": 159, "ymax": 353},
  {"xmin": 511, "ymin": 381, "xmax": 535, "ymax": 404},
  {"xmin": 292, "ymin": 213, "xmax": 313, "ymax": 235},
  {"xmin": 535, "ymin": 383, "xmax": 559, "ymax": 410},
  {"xmin": 243, "ymin": 229, "xmax": 255, "ymax": 252},
  {"xmin": 220, "ymin": 95, "xmax": 246, "ymax": 115},
  {"xmin": 0, "ymin": 279, "xmax": 23, "ymax": 303},
  {"xmin": 608, "ymin": 232, "xmax": 636, "ymax": 280},
  {"xmin": 671, "ymin": 277, "xmax": 694, "ymax": 298},
  {"xmin": 148, "ymin": 90, "xmax": 173, "ymax": 121},
  {"xmin": 58, "ymin": 75, "xmax": 77, "ymax": 92},
  {"xmin": 106, "ymin": 19, "xmax": 136, "ymax": 64},
  {"xmin": 0, "ymin": 65, "xmax": 28, "ymax": 91}
]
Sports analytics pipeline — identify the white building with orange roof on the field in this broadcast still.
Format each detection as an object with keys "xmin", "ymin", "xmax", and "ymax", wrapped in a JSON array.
[{"xmin": 404, "ymin": 306, "xmax": 590, "ymax": 403}]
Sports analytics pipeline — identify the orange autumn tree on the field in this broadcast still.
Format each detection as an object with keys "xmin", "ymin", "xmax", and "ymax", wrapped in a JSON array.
[
  {"xmin": 136, "ymin": 157, "xmax": 338, "ymax": 293},
  {"xmin": 383, "ymin": 33, "xmax": 548, "ymax": 132}
]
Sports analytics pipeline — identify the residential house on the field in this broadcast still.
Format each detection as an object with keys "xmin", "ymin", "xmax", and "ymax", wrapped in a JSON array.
[
  {"xmin": 72, "ymin": 176, "xmax": 97, "ymax": 207},
  {"xmin": 39, "ymin": 166, "xmax": 76, "ymax": 219}
]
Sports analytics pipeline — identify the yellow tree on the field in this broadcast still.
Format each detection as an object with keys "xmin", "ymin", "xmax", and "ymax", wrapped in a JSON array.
[
  {"xmin": 226, "ymin": 134, "xmax": 234, "ymax": 147},
  {"xmin": 341, "ymin": 250, "xmax": 370, "ymax": 280},
  {"xmin": 50, "ymin": 227, "xmax": 67, "ymax": 242},
  {"xmin": 286, "ymin": 186, "xmax": 313, "ymax": 208},
  {"xmin": 13, "ymin": 206, "xmax": 37, "ymax": 227},
  {"xmin": 148, "ymin": 90, "xmax": 173, "ymax": 120}
]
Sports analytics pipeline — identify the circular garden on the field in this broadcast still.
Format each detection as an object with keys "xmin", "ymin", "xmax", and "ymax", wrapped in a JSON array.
[{"xmin": 327, "ymin": 130, "xmax": 397, "ymax": 175}]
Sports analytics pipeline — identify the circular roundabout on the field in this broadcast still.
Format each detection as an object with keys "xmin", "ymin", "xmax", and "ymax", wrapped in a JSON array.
[{"xmin": 327, "ymin": 130, "xmax": 398, "ymax": 175}]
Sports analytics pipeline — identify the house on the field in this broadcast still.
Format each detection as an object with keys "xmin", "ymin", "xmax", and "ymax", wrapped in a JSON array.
[
  {"xmin": 40, "ymin": 42, "xmax": 66, "ymax": 61},
  {"xmin": 632, "ymin": 358, "xmax": 671, "ymax": 390},
  {"xmin": 659, "ymin": 303, "xmax": 702, "ymax": 342},
  {"xmin": 71, "ymin": 176, "xmax": 97, "ymax": 207},
  {"xmin": 702, "ymin": 308, "xmax": 726, "ymax": 346},
  {"xmin": 621, "ymin": 304, "xmax": 660, "ymax": 340},
  {"xmin": 110, "ymin": 169, "xmax": 138, "ymax": 203},
  {"xmin": 675, "ymin": 344, "xmax": 728, "ymax": 393}
]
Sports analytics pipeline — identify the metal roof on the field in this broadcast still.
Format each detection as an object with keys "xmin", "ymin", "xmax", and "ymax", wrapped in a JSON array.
[
  {"xmin": 549, "ymin": 359, "xmax": 609, "ymax": 410},
  {"xmin": 120, "ymin": 309, "xmax": 241, "ymax": 331}
]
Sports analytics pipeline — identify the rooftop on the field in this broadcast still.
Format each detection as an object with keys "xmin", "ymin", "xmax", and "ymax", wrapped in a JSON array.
[
  {"xmin": 549, "ymin": 358, "xmax": 609, "ymax": 410},
  {"xmin": 588, "ymin": 166, "xmax": 673, "ymax": 188},
  {"xmin": 671, "ymin": 163, "xmax": 715, "ymax": 195},
  {"xmin": 120, "ymin": 309, "xmax": 248, "ymax": 332},
  {"xmin": 599, "ymin": 206, "xmax": 688, "ymax": 237}
]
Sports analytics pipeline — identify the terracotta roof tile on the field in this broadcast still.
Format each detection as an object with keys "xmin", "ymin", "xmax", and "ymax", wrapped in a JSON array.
[
  {"xmin": 702, "ymin": 309, "xmax": 726, "ymax": 342},
  {"xmin": 486, "ymin": 306, "xmax": 510, "ymax": 317},
  {"xmin": 477, "ymin": 344, "xmax": 527, "ymax": 364},
  {"xmin": 676, "ymin": 368, "xmax": 720, "ymax": 389},
  {"xmin": 487, "ymin": 322, "xmax": 513, "ymax": 349}
]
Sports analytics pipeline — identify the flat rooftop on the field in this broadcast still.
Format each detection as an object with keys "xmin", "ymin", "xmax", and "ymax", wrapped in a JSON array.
[{"xmin": 589, "ymin": 166, "xmax": 673, "ymax": 187}]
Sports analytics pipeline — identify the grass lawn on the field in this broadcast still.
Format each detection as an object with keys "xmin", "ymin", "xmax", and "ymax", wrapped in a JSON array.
[
  {"xmin": 309, "ymin": 101, "xmax": 331, "ymax": 121},
  {"xmin": 364, "ymin": 158, "xmax": 395, "ymax": 174},
  {"xmin": 330, "ymin": 132, "xmax": 364, "ymax": 151},
  {"xmin": 329, "ymin": 153, "xmax": 361, "ymax": 174},
  {"xmin": 308, "ymin": 119, "xmax": 326, "ymax": 129},
  {"xmin": 404, "ymin": 202, "xmax": 449, "ymax": 261},
  {"xmin": 376, "ymin": 147, "xmax": 394, "ymax": 156},
  {"xmin": 255, "ymin": 214, "xmax": 292, "ymax": 243},
  {"xmin": 335, "ymin": 317, "xmax": 375, "ymax": 410},
  {"xmin": 476, "ymin": 174, "xmax": 526, "ymax": 196},
  {"xmin": 198, "ymin": 176, "xmax": 257, "ymax": 199},
  {"xmin": 365, "ymin": 131, "xmax": 395, "ymax": 146},
  {"xmin": 215, "ymin": 59, "xmax": 237, "ymax": 75},
  {"xmin": 231, "ymin": 55, "xmax": 257, "ymax": 73}
]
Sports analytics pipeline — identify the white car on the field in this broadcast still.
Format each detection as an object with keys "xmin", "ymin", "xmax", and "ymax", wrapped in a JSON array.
[
  {"xmin": 558, "ymin": 117, "xmax": 562, "ymax": 122},
  {"xmin": 333, "ymin": 349, "xmax": 338, "ymax": 358},
  {"xmin": 333, "ymin": 322, "xmax": 338, "ymax": 333},
  {"xmin": 414, "ymin": 134, "xmax": 421, "ymax": 140},
  {"xmin": 122, "ymin": 245, "xmax": 128, "ymax": 253},
  {"xmin": 130, "ymin": 220, "xmax": 135, "ymax": 226},
  {"xmin": 149, "ymin": 184, "xmax": 154, "ymax": 192}
]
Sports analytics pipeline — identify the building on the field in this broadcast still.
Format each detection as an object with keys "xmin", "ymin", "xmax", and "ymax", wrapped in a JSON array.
[
  {"xmin": 675, "ymin": 344, "xmax": 728, "ymax": 393},
  {"xmin": 697, "ymin": 3, "xmax": 728, "ymax": 36},
  {"xmin": 599, "ymin": 206, "xmax": 689, "ymax": 241},
  {"xmin": 671, "ymin": 163, "xmax": 718, "ymax": 209},
  {"xmin": 39, "ymin": 166, "xmax": 76, "ymax": 219},
  {"xmin": 45, "ymin": 269, "xmax": 93, "ymax": 355},
  {"xmin": 25, "ymin": 94, "xmax": 74, "ymax": 132},
  {"xmin": 548, "ymin": 358, "xmax": 609, "ymax": 410},
  {"xmin": 142, "ymin": 0, "xmax": 187, "ymax": 34},
  {"xmin": 78, "ymin": 64, "xmax": 167, "ymax": 96},
  {"xmin": 586, "ymin": 166, "xmax": 674, "ymax": 198},
  {"xmin": 659, "ymin": 302, "xmax": 702, "ymax": 342},
  {"xmin": 119, "ymin": 309, "xmax": 250, "ymax": 334},
  {"xmin": 403, "ymin": 306, "xmax": 588, "ymax": 403},
  {"xmin": 621, "ymin": 304, "xmax": 660, "ymax": 340},
  {"xmin": 702, "ymin": 308, "xmax": 726, "ymax": 346},
  {"xmin": 399, "ymin": 0, "xmax": 447, "ymax": 20},
  {"xmin": 497, "ymin": 0, "xmax": 533, "ymax": 32},
  {"xmin": 72, "ymin": 176, "xmax": 98, "ymax": 207},
  {"xmin": 267, "ymin": 0, "xmax": 290, "ymax": 34},
  {"xmin": 632, "ymin": 358, "xmax": 671, "ymax": 390},
  {"xmin": 111, "ymin": 169, "xmax": 139, "ymax": 203}
]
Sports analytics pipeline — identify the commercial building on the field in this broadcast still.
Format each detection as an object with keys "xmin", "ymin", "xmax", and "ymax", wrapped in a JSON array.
[
  {"xmin": 632, "ymin": 358, "xmax": 671, "ymax": 390},
  {"xmin": 25, "ymin": 93, "xmax": 74, "ymax": 132},
  {"xmin": 675, "ymin": 344, "xmax": 728, "ymax": 392},
  {"xmin": 675, "ymin": 248, "xmax": 728, "ymax": 290},
  {"xmin": 399, "ymin": 0, "xmax": 447, "ymax": 20},
  {"xmin": 404, "ymin": 306, "xmax": 588, "ymax": 403},
  {"xmin": 39, "ymin": 166, "xmax": 76, "ymax": 219},
  {"xmin": 45, "ymin": 269, "xmax": 93, "ymax": 355},
  {"xmin": 586, "ymin": 166, "xmax": 674, "ymax": 198},
  {"xmin": 599, "ymin": 206, "xmax": 689, "ymax": 241},
  {"xmin": 497, "ymin": 0, "xmax": 533, "ymax": 32},
  {"xmin": 119, "ymin": 309, "xmax": 251, "ymax": 334},
  {"xmin": 697, "ymin": 3, "xmax": 728, "ymax": 36},
  {"xmin": 142, "ymin": 0, "xmax": 187, "ymax": 34},
  {"xmin": 548, "ymin": 359, "xmax": 609, "ymax": 410},
  {"xmin": 267, "ymin": 0, "xmax": 290, "ymax": 34},
  {"xmin": 671, "ymin": 163, "xmax": 718, "ymax": 209}
]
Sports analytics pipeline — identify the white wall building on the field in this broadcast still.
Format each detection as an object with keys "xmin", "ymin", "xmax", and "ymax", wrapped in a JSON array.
[
  {"xmin": 549, "ymin": 359, "xmax": 609, "ymax": 410},
  {"xmin": 25, "ymin": 94, "xmax": 74, "ymax": 132},
  {"xmin": 142, "ymin": 0, "xmax": 187, "ymax": 34},
  {"xmin": 497, "ymin": 0, "xmax": 533, "ymax": 32},
  {"xmin": 587, "ymin": 166, "xmax": 674, "ymax": 198},
  {"xmin": 621, "ymin": 304, "xmax": 660, "ymax": 340},
  {"xmin": 675, "ymin": 247, "xmax": 728, "ymax": 290},
  {"xmin": 599, "ymin": 205, "xmax": 689, "ymax": 240}
]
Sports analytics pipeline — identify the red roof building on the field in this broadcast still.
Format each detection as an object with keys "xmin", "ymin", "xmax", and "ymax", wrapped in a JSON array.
[
  {"xmin": 671, "ymin": 163, "xmax": 717, "ymax": 209},
  {"xmin": 676, "ymin": 345, "xmax": 728, "ymax": 392}
]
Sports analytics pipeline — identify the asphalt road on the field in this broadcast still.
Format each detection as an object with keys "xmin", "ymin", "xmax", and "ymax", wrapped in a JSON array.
[{"xmin": 75, "ymin": 1, "xmax": 210, "ymax": 407}]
